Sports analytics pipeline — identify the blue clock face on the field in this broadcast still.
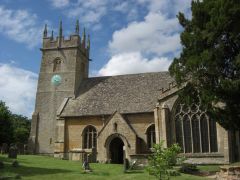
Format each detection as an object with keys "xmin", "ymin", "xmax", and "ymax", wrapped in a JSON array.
[{"xmin": 51, "ymin": 74, "xmax": 62, "ymax": 86}]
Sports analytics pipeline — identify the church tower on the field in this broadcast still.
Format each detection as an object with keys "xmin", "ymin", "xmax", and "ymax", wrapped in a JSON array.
[{"xmin": 29, "ymin": 21, "xmax": 90, "ymax": 154}]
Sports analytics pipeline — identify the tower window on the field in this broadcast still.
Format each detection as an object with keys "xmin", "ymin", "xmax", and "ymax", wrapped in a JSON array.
[{"xmin": 53, "ymin": 58, "xmax": 61, "ymax": 72}]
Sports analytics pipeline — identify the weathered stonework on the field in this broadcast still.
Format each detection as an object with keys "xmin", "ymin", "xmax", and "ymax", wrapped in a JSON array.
[{"xmin": 29, "ymin": 22, "xmax": 89, "ymax": 154}]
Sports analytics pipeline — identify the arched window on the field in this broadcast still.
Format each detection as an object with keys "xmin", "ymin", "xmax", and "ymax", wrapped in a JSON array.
[
  {"xmin": 83, "ymin": 126, "xmax": 97, "ymax": 149},
  {"xmin": 146, "ymin": 124, "xmax": 156, "ymax": 149},
  {"xmin": 53, "ymin": 58, "xmax": 61, "ymax": 72},
  {"xmin": 175, "ymin": 103, "xmax": 218, "ymax": 153}
]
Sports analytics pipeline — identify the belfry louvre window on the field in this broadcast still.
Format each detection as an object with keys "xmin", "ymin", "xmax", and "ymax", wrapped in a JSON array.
[
  {"xmin": 147, "ymin": 124, "xmax": 156, "ymax": 149},
  {"xmin": 53, "ymin": 58, "xmax": 61, "ymax": 72},
  {"xmin": 83, "ymin": 126, "xmax": 97, "ymax": 149},
  {"xmin": 175, "ymin": 103, "xmax": 218, "ymax": 153}
]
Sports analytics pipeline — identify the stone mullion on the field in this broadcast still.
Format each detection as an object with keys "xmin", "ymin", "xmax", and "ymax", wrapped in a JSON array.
[
  {"xmin": 91, "ymin": 130, "xmax": 94, "ymax": 148},
  {"xmin": 151, "ymin": 130, "xmax": 154, "ymax": 148},
  {"xmin": 199, "ymin": 114, "xmax": 203, "ymax": 153},
  {"xmin": 207, "ymin": 117, "xmax": 211, "ymax": 153},
  {"xmin": 94, "ymin": 132, "xmax": 97, "ymax": 148},
  {"xmin": 87, "ymin": 129, "xmax": 89, "ymax": 149},
  {"xmin": 154, "ymin": 106, "xmax": 161, "ymax": 144},
  {"xmin": 190, "ymin": 115, "xmax": 194, "ymax": 153},
  {"xmin": 181, "ymin": 116, "xmax": 186, "ymax": 153}
]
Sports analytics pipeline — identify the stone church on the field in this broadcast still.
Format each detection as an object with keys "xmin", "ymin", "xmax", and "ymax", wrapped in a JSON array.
[{"xmin": 29, "ymin": 21, "xmax": 240, "ymax": 165}]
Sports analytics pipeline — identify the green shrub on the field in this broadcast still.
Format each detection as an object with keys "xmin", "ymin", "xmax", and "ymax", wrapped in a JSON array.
[{"xmin": 146, "ymin": 141, "xmax": 182, "ymax": 180}]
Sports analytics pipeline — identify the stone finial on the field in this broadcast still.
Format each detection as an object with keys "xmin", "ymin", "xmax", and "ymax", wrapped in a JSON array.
[
  {"xmin": 87, "ymin": 34, "xmax": 90, "ymax": 50},
  {"xmin": 51, "ymin": 30, "xmax": 54, "ymax": 40},
  {"xmin": 75, "ymin": 19, "xmax": 79, "ymax": 34},
  {"xmin": 59, "ymin": 20, "xmax": 63, "ymax": 37},
  {"xmin": 58, "ymin": 20, "xmax": 63, "ymax": 47},
  {"xmin": 43, "ymin": 24, "xmax": 47, "ymax": 38},
  {"xmin": 82, "ymin": 27, "xmax": 86, "ymax": 46}
]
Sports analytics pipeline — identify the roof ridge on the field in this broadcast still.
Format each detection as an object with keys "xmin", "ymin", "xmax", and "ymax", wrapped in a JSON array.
[{"xmin": 88, "ymin": 71, "xmax": 169, "ymax": 79}]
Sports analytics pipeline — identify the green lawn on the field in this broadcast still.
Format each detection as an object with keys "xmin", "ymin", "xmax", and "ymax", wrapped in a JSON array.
[{"xmin": 0, "ymin": 155, "xmax": 219, "ymax": 180}]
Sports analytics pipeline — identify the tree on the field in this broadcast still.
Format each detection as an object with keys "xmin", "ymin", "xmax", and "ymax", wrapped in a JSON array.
[
  {"xmin": 147, "ymin": 141, "xmax": 181, "ymax": 180},
  {"xmin": 11, "ymin": 114, "xmax": 31, "ymax": 144},
  {"xmin": 0, "ymin": 100, "xmax": 31, "ymax": 145},
  {"xmin": 169, "ymin": 0, "xmax": 240, "ymax": 129},
  {"xmin": 0, "ymin": 101, "xmax": 13, "ymax": 144}
]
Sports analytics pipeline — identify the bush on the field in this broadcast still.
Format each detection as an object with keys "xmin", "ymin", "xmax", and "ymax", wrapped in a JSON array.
[{"xmin": 146, "ymin": 141, "xmax": 182, "ymax": 180}]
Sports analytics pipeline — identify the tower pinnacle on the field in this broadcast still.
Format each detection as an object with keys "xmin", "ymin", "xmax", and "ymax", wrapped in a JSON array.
[
  {"xmin": 82, "ymin": 27, "xmax": 86, "ymax": 48},
  {"xmin": 87, "ymin": 34, "xmax": 90, "ymax": 50},
  {"xmin": 51, "ymin": 30, "xmax": 54, "ymax": 40},
  {"xmin": 43, "ymin": 24, "xmax": 48, "ymax": 38},
  {"xmin": 59, "ymin": 20, "xmax": 63, "ymax": 37},
  {"xmin": 58, "ymin": 21, "xmax": 63, "ymax": 47},
  {"xmin": 75, "ymin": 20, "xmax": 79, "ymax": 34}
]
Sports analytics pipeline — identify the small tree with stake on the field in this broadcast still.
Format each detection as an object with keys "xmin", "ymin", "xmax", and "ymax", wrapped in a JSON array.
[{"xmin": 147, "ymin": 141, "xmax": 181, "ymax": 180}]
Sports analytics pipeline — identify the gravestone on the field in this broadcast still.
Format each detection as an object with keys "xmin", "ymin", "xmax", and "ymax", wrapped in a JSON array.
[
  {"xmin": 1, "ymin": 143, "xmax": 8, "ymax": 154},
  {"xmin": 82, "ymin": 157, "xmax": 92, "ymax": 172},
  {"xmin": 8, "ymin": 145, "xmax": 17, "ymax": 159},
  {"xmin": 12, "ymin": 160, "xmax": 19, "ymax": 167},
  {"xmin": 24, "ymin": 144, "xmax": 28, "ymax": 154},
  {"xmin": 82, "ymin": 160, "xmax": 90, "ymax": 170},
  {"xmin": 16, "ymin": 143, "xmax": 24, "ymax": 155}
]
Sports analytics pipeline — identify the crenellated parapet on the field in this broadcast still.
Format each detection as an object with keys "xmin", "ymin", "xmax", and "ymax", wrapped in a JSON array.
[{"xmin": 41, "ymin": 20, "xmax": 90, "ymax": 57}]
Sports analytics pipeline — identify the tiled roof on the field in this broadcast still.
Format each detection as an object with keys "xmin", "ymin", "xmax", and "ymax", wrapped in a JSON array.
[{"xmin": 60, "ymin": 72, "xmax": 174, "ymax": 117}]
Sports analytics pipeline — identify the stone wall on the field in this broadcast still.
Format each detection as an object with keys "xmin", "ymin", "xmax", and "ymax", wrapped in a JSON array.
[
  {"xmin": 58, "ymin": 112, "xmax": 155, "ymax": 162},
  {"xmin": 65, "ymin": 116, "xmax": 103, "ymax": 152},
  {"xmin": 125, "ymin": 113, "xmax": 154, "ymax": 153}
]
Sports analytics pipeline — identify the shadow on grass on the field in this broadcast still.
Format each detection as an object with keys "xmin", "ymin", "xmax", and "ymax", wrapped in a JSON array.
[
  {"xmin": 0, "ymin": 165, "xmax": 73, "ymax": 177},
  {"xmin": 81, "ymin": 171, "xmax": 110, "ymax": 176},
  {"xmin": 125, "ymin": 170, "xmax": 145, "ymax": 174},
  {"xmin": 0, "ymin": 155, "xmax": 14, "ymax": 163}
]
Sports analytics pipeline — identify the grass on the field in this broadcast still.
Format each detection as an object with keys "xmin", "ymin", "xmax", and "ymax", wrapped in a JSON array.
[{"xmin": 0, "ymin": 155, "xmax": 219, "ymax": 180}]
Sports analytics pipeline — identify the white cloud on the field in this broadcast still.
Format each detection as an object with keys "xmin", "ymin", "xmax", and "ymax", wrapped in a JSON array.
[
  {"xmin": 0, "ymin": 6, "xmax": 42, "ymax": 48},
  {"xmin": 0, "ymin": 63, "xmax": 38, "ymax": 118},
  {"xmin": 109, "ymin": 12, "xmax": 181, "ymax": 57},
  {"xmin": 136, "ymin": 0, "xmax": 191, "ymax": 16},
  {"xmin": 98, "ymin": 0, "xmax": 191, "ymax": 76},
  {"xmin": 66, "ymin": 0, "xmax": 108, "ymax": 24},
  {"xmin": 113, "ymin": 2, "xmax": 129, "ymax": 13},
  {"xmin": 49, "ymin": 0, "xmax": 70, "ymax": 8},
  {"xmin": 98, "ymin": 52, "xmax": 171, "ymax": 76}
]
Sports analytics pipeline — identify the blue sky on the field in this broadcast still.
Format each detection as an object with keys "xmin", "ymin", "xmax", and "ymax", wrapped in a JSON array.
[{"xmin": 0, "ymin": 0, "xmax": 191, "ymax": 118}]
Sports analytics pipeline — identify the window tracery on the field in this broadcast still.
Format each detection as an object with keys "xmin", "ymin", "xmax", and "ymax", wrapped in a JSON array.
[{"xmin": 175, "ymin": 103, "xmax": 218, "ymax": 153}]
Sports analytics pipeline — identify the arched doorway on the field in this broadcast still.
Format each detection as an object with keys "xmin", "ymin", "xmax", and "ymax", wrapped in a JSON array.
[{"xmin": 109, "ymin": 137, "xmax": 124, "ymax": 164}]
